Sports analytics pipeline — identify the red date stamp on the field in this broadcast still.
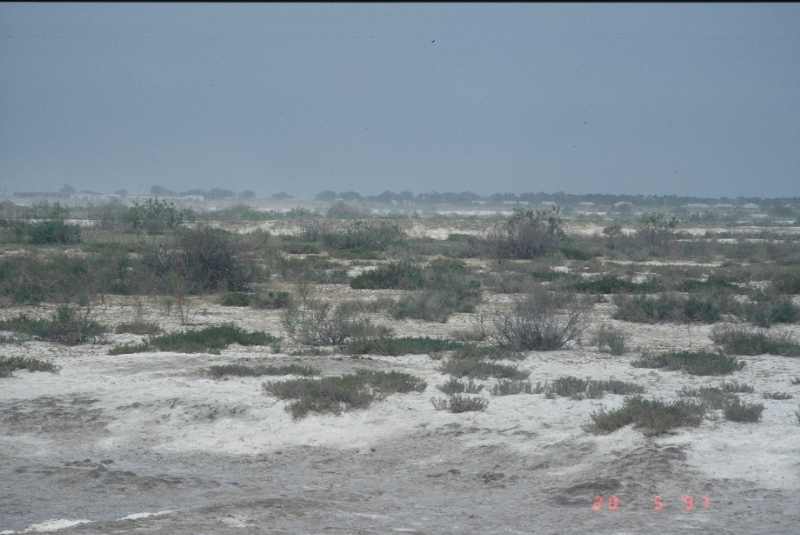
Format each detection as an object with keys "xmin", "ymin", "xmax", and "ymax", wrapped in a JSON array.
[{"xmin": 593, "ymin": 495, "xmax": 709, "ymax": 510}]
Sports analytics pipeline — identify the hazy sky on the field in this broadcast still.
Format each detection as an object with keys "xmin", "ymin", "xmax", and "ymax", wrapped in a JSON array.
[{"xmin": 1, "ymin": 3, "xmax": 798, "ymax": 199}]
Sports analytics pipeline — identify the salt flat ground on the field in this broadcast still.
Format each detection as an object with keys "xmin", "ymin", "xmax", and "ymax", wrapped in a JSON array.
[{"xmin": 1, "ymin": 221, "xmax": 799, "ymax": 534}]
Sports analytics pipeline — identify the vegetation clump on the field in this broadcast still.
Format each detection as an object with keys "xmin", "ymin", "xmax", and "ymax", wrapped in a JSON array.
[
  {"xmin": 491, "ymin": 292, "xmax": 587, "ymax": 351},
  {"xmin": 711, "ymin": 325, "xmax": 800, "ymax": 356},
  {"xmin": 631, "ymin": 350, "xmax": 745, "ymax": 376},
  {"xmin": 0, "ymin": 305, "xmax": 106, "ymax": 345},
  {"xmin": 108, "ymin": 323, "xmax": 275, "ymax": 354},
  {"xmin": 344, "ymin": 336, "xmax": 461, "ymax": 356},
  {"xmin": 438, "ymin": 377, "xmax": 485, "ymax": 395},
  {"xmin": 430, "ymin": 394, "xmax": 489, "ymax": 413},
  {"xmin": 585, "ymin": 395, "xmax": 705, "ymax": 436},
  {"xmin": 114, "ymin": 321, "xmax": 162, "ymax": 335},
  {"xmin": 537, "ymin": 376, "xmax": 644, "ymax": 400},
  {"xmin": 0, "ymin": 356, "xmax": 60, "ymax": 378},
  {"xmin": 263, "ymin": 369, "xmax": 426, "ymax": 419},
  {"xmin": 573, "ymin": 274, "xmax": 662, "ymax": 294},
  {"xmin": 491, "ymin": 379, "xmax": 533, "ymax": 396},
  {"xmin": 209, "ymin": 363, "xmax": 319, "ymax": 378},
  {"xmin": 439, "ymin": 357, "xmax": 528, "ymax": 380},
  {"xmin": 613, "ymin": 294, "xmax": 722, "ymax": 324},
  {"xmin": 281, "ymin": 301, "xmax": 389, "ymax": 346},
  {"xmin": 591, "ymin": 323, "xmax": 628, "ymax": 355}
]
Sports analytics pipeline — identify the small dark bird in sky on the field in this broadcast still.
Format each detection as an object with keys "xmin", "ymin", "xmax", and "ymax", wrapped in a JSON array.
[{"xmin": 431, "ymin": 40, "xmax": 435, "ymax": 43}]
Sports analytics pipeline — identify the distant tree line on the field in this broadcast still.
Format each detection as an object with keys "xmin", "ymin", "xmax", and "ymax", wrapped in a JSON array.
[
  {"xmin": 314, "ymin": 189, "xmax": 799, "ymax": 208},
  {"xmin": 149, "ymin": 185, "xmax": 255, "ymax": 200}
]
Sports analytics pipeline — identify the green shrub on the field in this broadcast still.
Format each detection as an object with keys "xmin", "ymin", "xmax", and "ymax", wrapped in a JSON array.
[
  {"xmin": 350, "ymin": 261, "xmax": 424, "ymax": 289},
  {"xmin": 114, "ymin": 321, "xmax": 162, "ymax": 335},
  {"xmin": 613, "ymin": 294, "xmax": 721, "ymax": 324},
  {"xmin": 343, "ymin": 336, "xmax": 461, "ymax": 356},
  {"xmin": 711, "ymin": 325, "xmax": 800, "ymax": 356},
  {"xmin": 108, "ymin": 342, "xmax": 151, "ymax": 355},
  {"xmin": 263, "ymin": 369, "xmax": 426, "ymax": 419},
  {"xmin": 355, "ymin": 369, "xmax": 427, "ymax": 395},
  {"xmin": 572, "ymin": 274, "xmax": 661, "ymax": 294},
  {"xmin": 439, "ymin": 357, "xmax": 528, "ymax": 380},
  {"xmin": 27, "ymin": 220, "xmax": 82, "ymax": 245},
  {"xmin": 220, "ymin": 292, "xmax": 253, "ymax": 306},
  {"xmin": 108, "ymin": 323, "xmax": 275, "ymax": 354},
  {"xmin": 0, "ymin": 305, "xmax": 106, "ymax": 345},
  {"xmin": 678, "ymin": 275, "xmax": 744, "ymax": 295},
  {"xmin": 539, "ymin": 376, "xmax": 644, "ymax": 400},
  {"xmin": 451, "ymin": 344, "xmax": 523, "ymax": 361},
  {"xmin": 475, "ymin": 207, "xmax": 565, "ymax": 259},
  {"xmin": 491, "ymin": 293, "xmax": 587, "ymax": 351},
  {"xmin": 739, "ymin": 295, "xmax": 799, "ymax": 327},
  {"xmin": 771, "ymin": 269, "xmax": 800, "ymax": 294},
  {"xmin": 209, "ymin": 363, "xmax": 319, "ymax": 378},
  {"xmin": 281, "ymin": 301, "xmax": 389, "ymax": 346},
  {"xmin": 252, "ymin": 290, "xmax": 294, "ymax": 309},
  {"xmin": 585, "ymin": 395, "xmax": 705, "ymax": 436},
  {"xmin": 592, "ymin": 323, "xmax": 628, "ymax": 355},
  {"xmin": 431, "ymin": 394, "xmax": 489, "ymax": 413},
  {"xmin": 678, "ymin": 382, "xmax": 754, "ymax": 409},
  {"xmin": 121, "ymin": 198, "xmax": 192, "ymax": 234},
  {"xmin": 0, "ymin": 356, "xmax": 60, "ymax": 378},
  {"xmin": 631, "ymin": 350, "xmax": 745, "ymax": 375},
  {"xmin": 491, "ymin": 379, "xmax": 533, "ymax": 396},
  {"xmin": 763, "ymin": 392, "xmax": 793, "ymax": 400},
  {"xmin": 724, "ymin": 399, "xmax": 764, "ymax": 423},
  {"xmin": 322, "ymin": 221, "xmax": 404, "ymax": 253},
  {"xmin": 438, "ymin": 377, "xmax": 485, "ymax": 394}
]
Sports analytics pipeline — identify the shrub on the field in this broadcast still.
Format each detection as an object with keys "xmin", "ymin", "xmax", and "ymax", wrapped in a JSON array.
[
  {"xmin": 771, "ymin": 269, "xmax": 800, "ymax": 294},
  {"xmin": 711, "ymin": 325, "xmax": 800, "ymax": 356},
  {"xmin": 121, "ymin": 198, "xmax": 192, "ymax": 234},
  {"xmin": 539, "ymin": 376, "xmax": 644, "ymax": 400},
  {"xmin": 613, "ymin": 294, "xmax": 722, "ymax": 324},
  {"xmin": 431, "ymin": 394, "xmax": 489, "ymax": 413},
  {"xmin": 451, "ymin": 344, "xmax": 523, "ymax": 361},
  {"xmin": 322, "ymin": 221, "xmax": 404, "ymax": 252},
  {"xmin": 0, "ymin": 356, "xmax": 60, "ymax": 378},
  {"xmin": 723, "ymin": 399, "xmax": 764, "ymax": 423},
  {"xmin": 209, "ymin": 363, "xmax": 319, "ymax": 378},
  {"xmin": 439, "ymin": 357, "xmax": 528, "ymax": 380},
  {"xmin": 678, "ymin": 275, "xmax": 743, "ymax": 295},
  {"xmin": 252, "ymin": 290, "xmax": 294, "ymax": 309},
  {"xmin": 344, "ymin": 336, "xmax": 461, "ymax": 356},
  {"xmin": 475, "ymin": 207, "xmax": 565, "ymax": 259},
  {"xmin": 631, "ymin": 350, "xmax": 745, "ymax": 375},
  {"xmin": 0, "ymin": 305, "xmax": 106, "ymax": 345},
  {"xmin": 27, "ymin": 220, "xmax": 82, "ymax": 245},
  {"xmin": 592, "ymin": 323, "xmax": 628, "ymax": 355},
  {"xmin": 739, "ymin": 294, "xmax": 800, "ymax": 327},
  {"xmin": 491, "ymin": 293, "xmax": 587, "ymax": 351},
  {"xmin": 350, "ymin": 261, "xmax": 424, "ymax": 290},
  {"xmin": 263, "ymin": 370, "xmax": 425, "ymax": 419},
  {"xmin": 326, "ymin": 201, "xmax": 367, "ymax": 219},
  {"xmin": 491, "ymin": 380, "xmax": 533, "ymax": 396},
  {"xmin": 763, "ymin": 392, "xmax": 793, "ymax": 400},
  {"xmin": 220, "ymin": 292, "xmax": 253, "ymax": 306},
  {"xmin": 281, "ymin": 301, "xmax": 389, "ymax": 346},
  {"xmin": 438, "ymin": 377, "xmax": 485, "ymax": 395},
  {"xmin": 585, "ymin": 395, "xmax": 705, "ymax": 436},
  {"xmin": 114, "ymin": 321, "xmax": 162, "ymax": 335},
  {"xmin": 165, "ymin": 225, "xmax": 255, "ymax": 293},
  {"xmin": 572, "ymin": 274, "xmax": 661, "ymax": 294},
  {"xmin": 678, "ymin": 382, "xmax": 754, "ymax": 410},
  {"xmin": 108, "ymin": 323, "xmax": 276, "ymax": 354}
]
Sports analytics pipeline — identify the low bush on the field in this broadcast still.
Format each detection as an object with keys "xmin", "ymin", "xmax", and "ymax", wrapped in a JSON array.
[
  {"xmin": 678, "ymin": 382, "xmax": 754, "ymax": 410},
  {"xmin": 538, "ymin": 376, "xmax": 644, "ymax": 400},
  {"xmin": 439, "ymin": 357, "xmax": 528, "ymax": 380},
  {"xmin": 252, "ymin": 290, "xmax": 294, "ymax": 309},
  {"xmin": 0, "ymin": 356, "xmax": 60, "ymax": 378},
  {"xmin": 431, "ymin": 394, "xmax": 489, "ymax": 413},
  {"xmin": 114, "ymin": 321, "xmax": 162, "ymax": 335},
  {"xmin": 0, "ymin": 305, "xmax": 106, "ymax": 345},
  {"xmin": 631, "ymin": 350, "xmax": 745, "ymax": 375},
  {"xmin": 613, "ymin": 294, "xmax": 722, "ymax": 324},
  {"xmin": 263, "ymin": 369, "xmax": 426, "ymax": 419},
  {"xmin": 763, "ymin": 392, "xmax": 793, "ymax": 400},
  {"xmin": 322, "ymin": 221, "xmax": 404, "ymax": 253},
  {"xmin": 343, "ymin": 336, "xmax": 461, "ymax": 356},
  {"xmin": 438, "ymin": 377, "xmax": 485, "ymax": 395},
  {"xmin": 710, "ymin": 325, "xmax": 800, "ymax": 356},
  {"xmin": 572, "ymin": 274, "xmax": 662, "ymax": 294},
  {"xmin": 281, "ymin": 301, "xmax": 389, "ymax": 346},
  {"xmin": 584, "ymin": 395, "xmax": 705, "ymax": 436},
  {"xmin": 491, "ymin": 379, "xmax": 533, "ymax": 396},
  {"xmin": 350, "ymin": 261, "xmax": 424, "ymax": 289},
  {"xmin": 491, "ymin": 292, "xmax": 587, "ymax": 351},
  {"xmin": 108, "ymin": 323, "xmax": 275, "ymax": 354},
  {"xmin": 209, "ymin": 363, "xmax": 319, "ymax": 378},
  {"xmin": 771, "ymin": 269, "xmax": 800, "ymax": 294},
  {"xmin": 27, "ymin": 220, "xmax": 82, "ymax": 245},
  {"xmin": 474, "ymin": 207, "xmax": 565, "ymax": 259},
  {"xmin": 677, "ymin": 275, "xmax": 744, "ymax": 295},
  {"xmin": 591, "ymin": 323, "xmax": 628, "ymax": 355},
  {"xmin": 738, "ymin": 294, "xmax": 799, "ymax": 327},
  {"xmin": 450, "ymin": 344, "xmax": 523, "ymax": 361},
  {"xmin": 220, "ymin": 292, "xmax": 253, "ymax": 307},
  {"xmin": 723, "ymin": 399, "xmax": 764, "ymax": 423}
]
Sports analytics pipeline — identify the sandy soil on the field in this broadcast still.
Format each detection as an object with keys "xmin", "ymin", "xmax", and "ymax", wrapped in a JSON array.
[{"xmin": 2, "ymin": 226, "xmax": 800, "ymax": 534}]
